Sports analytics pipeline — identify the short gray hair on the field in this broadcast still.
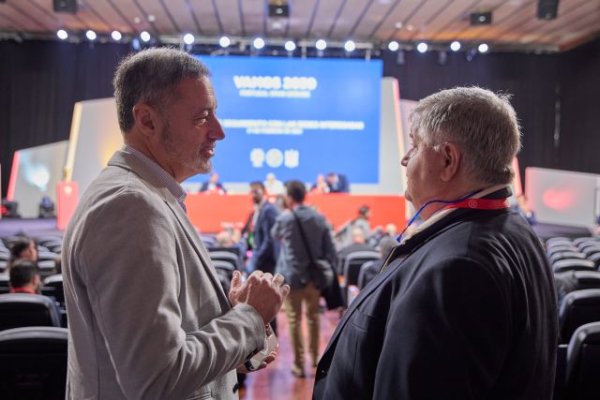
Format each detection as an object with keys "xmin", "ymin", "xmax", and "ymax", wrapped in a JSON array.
[
  {"xmin": 113, "ymin": 48, "xmax": 210, "ymax": 132},
  {"xmin": 410, "ymin": 87, "xmax": 521, "ymax": 185}
]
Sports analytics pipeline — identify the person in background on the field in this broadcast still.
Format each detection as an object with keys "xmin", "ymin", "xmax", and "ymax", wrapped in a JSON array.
[
  {"xmin": 264, "ymin": 172, "xmax": 285, "ymax": 196},
  {"xmin": 310, "ymin": 174, "xmax": 330, "ymax": 194},
  {"xmin": 336, "ymin": 227, "xmax": 375, "ymax": 273},
  {"xmin": 9, "ymin": 260, "xmax": 41, "ymax": 294},
  {"xmin": 325, "ymin": 172, "xmax": 350, "ymax": 193},
  {"xmin": 62, "ymin": 48, "xmax": 289, "ymax": 400},
  {"xmin": 272, "ymin": 180, "xmax": 337, "ymax": 378},
  {"xmin": 200, "ymin": 171, "xmax": 226, "ymax": 194},
  {"xmin": 248, "ymin": 181, "xmax": 279, "ymax": 275},
  {"xmin": 314, "ymin": 87, "xmax": 558, "ymax": 399},
  {"xmin": 8, "ymin": 237, "xmax": 38, "ymax": 269}
]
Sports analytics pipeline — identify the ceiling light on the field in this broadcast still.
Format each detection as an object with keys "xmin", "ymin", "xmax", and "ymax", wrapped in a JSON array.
[
  {"xmin": 140, "ymin": 31, "xmax": 151, "ymax": 42},
  {"xmin": 284, "ymin": 40, "xmax": 296, "ymax": 52},
  {"xmin": 478, "ymin": 43, "xmax": 489, "ymax": 53},
  {"xmin": 56, "ymin": 29, "xmax": 68, "ymax": 40},
  {"xmin": 85, "ymin": 30, "xmax": 97, "ymax": 41},
  {"xmin": 148, "ymin": 14, "xmax": 156, "ymax": 22},
  {"xmin": 111, "ymin": 31, "xmax": 122, "ymax": 41},
  {"xmin": 253, "ymin": 37, "xmax": 265, "ymax": 49},
  {"xmin": 219, "ymin": 36, "xmax": 231, "ymax": 48},
  {"xmin": 394, "ymin": 22, "xmax": 403, "ymax": 29},
  {"xmin": 183, "ymin": 33, "xmax": 195, "ymax": 45},
  {"xmin": 450, "ymin": 41, "xmax": 461, "ymax": 51},
  {"xmin": 416, "ymin": 42, "xmax": 428, "ymax": 53},
  {"xmin": 344, "ymin": 40, "xmax": 356, "ymax": 52},
  {"xmin": 315, "ymin": 39, "xmax": 327, "ymax": 51},
  {"xmin": 388, "ymin": 41, "xmax": 399, "ymax": 51}
]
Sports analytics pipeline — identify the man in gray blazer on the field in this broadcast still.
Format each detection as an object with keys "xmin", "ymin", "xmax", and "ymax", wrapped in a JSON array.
[{"xmin": 62, "ymin": 48, "xmax": 289, "ymax": 400}]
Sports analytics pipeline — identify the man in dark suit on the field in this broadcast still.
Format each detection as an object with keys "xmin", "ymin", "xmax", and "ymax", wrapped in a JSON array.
[
  {"xmin": 313, "ymin": 87, "xmax": 558, "ymax": 399},
  {"xmin": 325, "ymin": 172, "xmax": 349, "ymax": 193},
  {"xmin": 248, "ymin": 181, "xmax": 279, "ymax": 274}
]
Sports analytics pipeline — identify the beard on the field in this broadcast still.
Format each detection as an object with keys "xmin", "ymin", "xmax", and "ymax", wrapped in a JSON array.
[{"xmin": 160, "ymin": 125, "xmax": 212, "ymax": 175}]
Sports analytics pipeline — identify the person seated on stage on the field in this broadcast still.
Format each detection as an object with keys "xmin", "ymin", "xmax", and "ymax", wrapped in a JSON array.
[
  {"xmin": 9, "ymin": 260, "xmax": 41, "ymax": 294},
  {"xmin": 326, "ymin": 172, "xmax": 350, "ymax": 193},
  {"xmin": 310, "ymin": 174, "xmax": 330, "ymax": 194},
  {"xmin": 336, "ymin": 228, "xmax": 376, "ymax": 272},
  {"xmin": 200, "ymin": 171, "xmax": 226, "ymax": 194},
  {"xmin": 8, "ymin": 237, "xmax": 38, "ymax": 270},
  {"xmin": 264, "ymin": 172, "xmax": 285, "ymax": 196}
]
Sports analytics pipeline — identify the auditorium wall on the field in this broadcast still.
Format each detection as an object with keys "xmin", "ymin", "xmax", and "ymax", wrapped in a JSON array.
[{"xmin": 1, "ymin": 37, "xmax": 599, "ymax": 196}]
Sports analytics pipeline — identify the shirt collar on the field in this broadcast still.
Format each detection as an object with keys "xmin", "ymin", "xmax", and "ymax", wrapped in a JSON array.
[
  {"xmin": 401, "ymin": 184, "xmax": 510, "ymax": 244},
  {"xmin": 123, "ymin": 145, "xmax": 187, "ymax": 207}
]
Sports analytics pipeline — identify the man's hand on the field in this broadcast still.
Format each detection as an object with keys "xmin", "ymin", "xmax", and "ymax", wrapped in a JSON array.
[
  {"xmin": 229, "ymin": 270, "xmax": 290, "ymax": 324},
  {"xmin": 236, "ymin": 350, "xmax": 278, "ymax": 374}
]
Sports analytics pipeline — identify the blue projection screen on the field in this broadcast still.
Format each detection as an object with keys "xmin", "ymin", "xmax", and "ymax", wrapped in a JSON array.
[{"xmin": 187, "ymin": 56, "xmax": 382, "ymax": 185}]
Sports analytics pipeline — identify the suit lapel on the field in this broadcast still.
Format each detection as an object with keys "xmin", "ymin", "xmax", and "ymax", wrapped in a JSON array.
[{"xmin": 107, "ymin": 149, "xmax": 230, "ymax": 309}]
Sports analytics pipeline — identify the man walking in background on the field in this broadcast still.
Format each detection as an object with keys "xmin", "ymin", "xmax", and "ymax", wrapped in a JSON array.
[{"xmin": 272, "ymin": 180, "xmax": 337, "ymax": 378}]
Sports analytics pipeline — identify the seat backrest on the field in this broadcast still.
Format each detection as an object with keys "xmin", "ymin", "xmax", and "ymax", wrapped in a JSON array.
[
  {"xmin": 0, "ymin": 326, "xmax": 68, "ymax": 400},
  {"xmin": 553, "ymin": 259, "xmax": 596, "ymax": 274},
  {"xmin": 0, "ymin": 293, "xmax": 61, "ymax": 331},
  {"xmin": 209, "ymin": 250, "xmax": 241, "ymax": 270},
  {"xmin": 0, "ymin": 273, "xmax": 9, "ymax": 295},
  {"xmin": 573, "ymin": 237, "xmax": 598, "ymax": 247},
  {"xmin": 550, "ymin": 251, "xmax": 586, "ymax": 264},
  {"xmin": 548, "ymin": 244, "xmax": 579, "ymax": 256},
  {"xmin": 547, "ymin": 237, "xmax": 573, "ymax": 247},
  {"xmin": 343, "ymin": 251, "xmax": 380, "ymax": 287},
  {"xmin": 42, "ymin": 274, "xmax": 64, "ymax": 307},
  {"xmin": 560, "ymin": 289, "xmax": 600, "ymax": 343},
  {"xmin": 566, "ymin": 321, "xmax": 600, "ymax": 400},
  {"xmin": 357, "ymin": 260, "xmax": 382, "ymax": 289}
]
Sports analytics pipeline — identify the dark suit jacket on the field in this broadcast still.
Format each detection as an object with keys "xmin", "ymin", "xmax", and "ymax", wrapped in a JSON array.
[
  {"xmin": 251, "ymin": 202, "xmax": 279, "ymax": 273},
  {"xmin": 327, "ymin": 174, "xmax": 350, "ymax": 193},
  {"xmin": 313, "ymin": 188, "xmax": 558, "ymax": 400}
]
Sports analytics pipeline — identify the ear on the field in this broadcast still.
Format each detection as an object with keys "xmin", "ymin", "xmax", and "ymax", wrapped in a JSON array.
[
  {"xmin": 439, "ymin": 142, "xmax": 461, "ymax": 182},
  {"xmin": 132, "ymin": 103, "xmax": 162, "ymax": 138}
]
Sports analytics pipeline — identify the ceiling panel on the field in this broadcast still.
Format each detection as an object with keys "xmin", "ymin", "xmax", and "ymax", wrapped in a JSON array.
[{"xmin": 0, "ymin": 0, "xmax": 597, "ymax": 51}]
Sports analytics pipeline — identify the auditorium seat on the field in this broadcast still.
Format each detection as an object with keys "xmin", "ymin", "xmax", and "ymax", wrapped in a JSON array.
[
  {"xmin": 567, "ymin": 271, "xmax": 600, "ymax": 290},
  {"xmin": 573, "ymin": 237, "xmax": 598, "ymax": 247},
  {"xmin": 550, "ymin": 251, "xmax": 586, "ymax": 265},
  {"xmin": 581, "ymin": 245, "xmax": 600, "ymax": 258},
  {"xmin": 209, "ymin": 250, "xmax": 241, "ymax": 271},
  {"xmin": 0, "ymin": 293, "xmax": 62, "ymax": 331},
  {"xmin": 547, "ymin": 237, "xmax": 573, "ymax": 247},
  {"xmin": 0, "ymin": 273, "xmax": 9, "ymax": 295},
  {"xmin": 559, "ymin": 289, "xmax": 600, "ymax": 343},
  {"xmin": 341, "ymin": 251, "xmax": 380, "ymax": 303},
  {"xmin": 547, "ymin": 244, "xmax": 578, "ymax": 256},
  {"xmin": 357, "ymin": 260, "xmax": 382, "ymax": 289},
  {"xmin": 553, "ymin": 259, "xmax": 596, "ymax": 274},
  {"xmin": 565, "ymin": 322, "xmax": 600, "ymax": 399},
  {"xmin": 588, "ymin": 252, "xmax": 600, "ymax": 269},
  {"xmin": 42, "ymin": 274, "xmax": 64, "ymax": 308},
  {"xmin": 0, "ymin": 326, "xmax": 68, "ymax": 400}
]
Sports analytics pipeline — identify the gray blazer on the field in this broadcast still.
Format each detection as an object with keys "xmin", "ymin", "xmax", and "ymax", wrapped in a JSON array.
[
  {"xmin": 271, "ymin": 205, "xmax": 337, "ymax": 289},
  {"xmin": 62, "ymin": 150, "xmax": 264, "ymax": 400}
]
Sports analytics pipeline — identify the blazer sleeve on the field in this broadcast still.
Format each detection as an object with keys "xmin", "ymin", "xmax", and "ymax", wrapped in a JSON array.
[
  {"xmin": 77, "ymin": 191, "xmax": 264, "ymax": 400},
  {"xmin": 373, "ymin": 257, "xmax": 510, "ymax": 399}
]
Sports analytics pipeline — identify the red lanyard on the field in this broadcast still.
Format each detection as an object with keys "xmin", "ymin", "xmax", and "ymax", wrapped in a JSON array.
[{"xmin": 444, "ymin": 198, "xmax": 510, "ymax": 211}]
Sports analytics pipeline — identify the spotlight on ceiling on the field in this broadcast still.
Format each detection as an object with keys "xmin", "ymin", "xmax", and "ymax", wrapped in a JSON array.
[
  {"xmin": 344, "ymin": 40, "xmax": 356, "ymax": 52},
  {"xmin": 219, "ymin": 36, "xmax": 231, "ymax": 48},
  {"xmin": 315, "ymin": 39, "xmax": 327, "ymax": 51},
  {"xmin": 388, "ymin": 41, "xmax": 399, "ymax": 51},
  {"xmin": 284, "ymin": 40, "xmax": 296, "ymax": 52},
  {"xmin": 86, "ymin": 30, "xmax": 97, "ymax": 41},
  {"xmin": 478, "ymin": 43, "xmax": 489, "ymax": 53},
  {"xmin": 416, "ymin": 42, "xmax": 428, "ymax": 53},
  {"xmin": 253, "ymin": 37, "xmax": 265, "ymax": 49},
  {"xmin": 111, "ymin": 31, "xmax": 122, "ymax": 41},
  {"xmin": 56, "ymin": 29, "xmax": 68, "ymax": 40},
  {"xmin": 183, "ymin": 33, "xmax": 195, "ymax": 45},
  {"xmin": 450, "ymin": 41, "xmax": 461, "ymax": 52},
  {"xmin": 140, "ymin": 31, "xmax": 151, "ymax": 43}
]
